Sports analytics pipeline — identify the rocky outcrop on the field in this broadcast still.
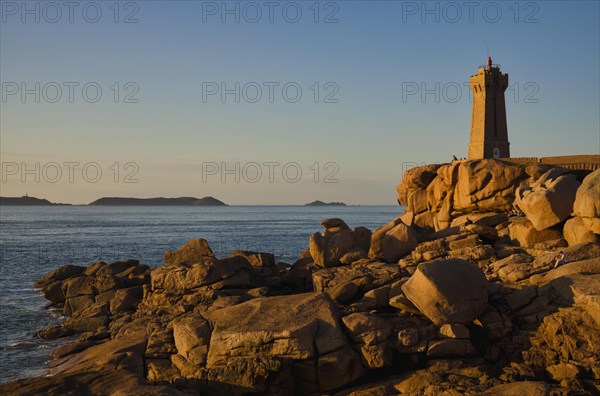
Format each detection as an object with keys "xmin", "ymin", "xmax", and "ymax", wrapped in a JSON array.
[
  {"xmin": 397, "ymin": 160, "xmax": 533, "ymax": 231},
  {"xmin": 32, "ymin": 260, "xmax": 149, "ymax": 336},
  {"xmin": 398, "ymin": 160, "xmax": 597, "ymax": 256},
  {"xmin": 514, "ymin": 169, "xmax": 581, "ymax": 230},
  {"xmin": 451, "ymin": 160, "xmax": 531, "ymax": 214},
  {"xmin": 8, "ymin": 225, "xmax": 599, "ymax": 396},
  {"xmin": 369, "ymin": 216, "xmax": 419, "ymax": 262},
  {"xmin": 396, "ymin": 164, "xmax": 441, "ymax": 214},
  {"xmin": 309, "ymin": 218, "xmax": 371, "ymax": 267},
  {"xmin": 396, "ymin": 160, "xmax": 589, "ymax": 234},
  {"xmin": 5, "ymin": 160, "xmax": 600, "ymax": 396}
]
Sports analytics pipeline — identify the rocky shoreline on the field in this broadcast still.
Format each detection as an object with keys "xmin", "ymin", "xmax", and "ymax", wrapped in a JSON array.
[{"xmin": 1, "ymin": 159, "xmax": 598, "ymax": 395}]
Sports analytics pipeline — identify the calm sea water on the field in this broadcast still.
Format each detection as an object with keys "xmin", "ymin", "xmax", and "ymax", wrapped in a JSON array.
[{"xmin": 0, "ymin": 205, "xmax": 401, "ymax": 383}]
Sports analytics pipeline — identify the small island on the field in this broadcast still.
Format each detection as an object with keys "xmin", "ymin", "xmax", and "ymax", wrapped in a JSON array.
[
  {"xmin": 89, "ymin": 197, "xmax": 227, "ymax": 206},
  {"xmin": 305, "ymin": 200, "xmax": 346, "ymax": 207},
  {"xmin": 0, "ymin": 196, "xmax": 70, "ymax": 206}
]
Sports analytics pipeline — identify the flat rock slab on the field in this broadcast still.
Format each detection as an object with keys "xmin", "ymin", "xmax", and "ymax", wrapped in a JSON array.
[
  {"xmin": 205, "ymin": 292, "xmax": 364, "ymax": 392},
  {"xmin": 529, "ymin": 258, "xmax": 600, "ymax": 285}
]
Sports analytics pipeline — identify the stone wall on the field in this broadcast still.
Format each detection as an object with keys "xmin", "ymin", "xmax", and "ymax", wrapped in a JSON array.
[{"xmin": 499, "ymin": 154, "xmax": 600, "ymax": 171}]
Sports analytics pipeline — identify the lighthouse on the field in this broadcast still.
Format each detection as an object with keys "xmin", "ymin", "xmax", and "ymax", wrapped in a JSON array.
[{"xmin": 468, "ymin": 56, "xmax": 510, "ymax": 159}]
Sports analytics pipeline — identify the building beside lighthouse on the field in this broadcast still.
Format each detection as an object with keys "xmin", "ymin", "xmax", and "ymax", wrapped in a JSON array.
[{"xmin": 468, "ymin": 56, "xmax": 510, "ymax": 159}]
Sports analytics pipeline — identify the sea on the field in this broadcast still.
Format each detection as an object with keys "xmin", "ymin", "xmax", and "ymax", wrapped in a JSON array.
[{"xmin": 0, "ymin": 205, "xmax": 402, "ymax": 383}]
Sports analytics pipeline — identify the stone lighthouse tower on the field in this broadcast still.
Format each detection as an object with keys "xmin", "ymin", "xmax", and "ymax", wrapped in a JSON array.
[{"xmin": 468, "ymin": 56, "xmax": 510, "ymax": 159}]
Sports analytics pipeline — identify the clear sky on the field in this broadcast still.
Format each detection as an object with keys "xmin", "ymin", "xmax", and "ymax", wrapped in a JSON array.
[{"xmin": 1, "ymin": 0, "xmax": 599, "ymax": 205}]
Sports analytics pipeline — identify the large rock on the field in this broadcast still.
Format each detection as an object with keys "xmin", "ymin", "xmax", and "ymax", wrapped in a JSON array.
[
  {"xmin": 425, "ymin": 163, "xmax": 459, "ymax": 230},
  {"xmin": 42, "ymin": 281, "xmax": 66, "ymax": 303},
  {"xmin": 172, "ymin": 314, "xmax": 211, "ymax": 375},
  {"xmin": 163, "ymin": 238, "xmax": 215, "ymax": 266},
  {"xmin": 145, "ymin": 321, "xmax": 177, "ymax": 359},
  {"xmin": 369, "ymin": 216, "xmax": 419, "ymax": 262},
  {"xmin": 573, "ymin": 169, "xmax": 600, "ymax": 234},
  {"xmin": 312, "ymin": 259, "xmax": 405, "ymax": 302},
  {"xmin": 397, "ymin": 164, "xmax": 441, "ymax": 213},
  {"xmin": 342, "ymin": 313, "xmax": 394, "ymax": 369},
  {"xmin": 310, "ymin": 228, "xmax": 353, "ymax": 267},
  {"xmin": 452, "ymin": 160, "xmax": 528, "ymax": 214},
  {"xmin": 204, "ymin": 356, "xmax": 284, "ymax": 393},
  {"xmin": 476, "ymin": 306, "xmax": 512, "ymax": 340},
  {"xmin": 62, "ymin": 275, "xmax": 97, "ymax": 298},
  {"xmin": 309, "ymin": 219, "xmax": 371, "ymax": 267},
  {"xmin": 95, "ymin": 260, "xmax": 140, "ymax": 276},
  {"xmin": 33, "ymin": 264, "xmax": 85, "ymax": 289},
  {"xmin": 32, "ymin": 259, "xmax": 151, "ymax": 321},
  {"xmin": 110, "ymin": 286, "xmax": 143, "ymax": 314},
  {"xmin": 428, "ymin": 160, "xmax": 528, "ymax": 226},
  {"xmin": 382, "ymin": 223, "xmax": 419, "ymax": 262},
  {"xmin": 401, "ymin": 259, "xmax": 488, "ymax": 326},
  {"xmin": 229, "ymin": 250, "xmax": 275, "ymax": 268},
  {"xmin": 515, "ymin": 169, "xmax": 581, "ymax": 230},
  {"xmin": 205, "ymin": 292, "xmax": 365, "ymax": 393},
  {"xmin": 508, "ymin": 219, "xmax": 563, "ymax": 248},
  {"xmin": 563, "ymin": 217, "xmax": 598, "ymax": 246}
]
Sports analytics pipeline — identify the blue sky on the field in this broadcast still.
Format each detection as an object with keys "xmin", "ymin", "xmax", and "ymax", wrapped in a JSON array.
[{"xmin": 1, "ymin": 0, "xmax": 599, "ymax": 204}]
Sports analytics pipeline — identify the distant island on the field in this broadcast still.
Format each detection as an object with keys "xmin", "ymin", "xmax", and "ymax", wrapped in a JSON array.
[
  {"xmin": 305, "ymin": 200, "xmax": 346, "ymax": 207},
  {"xmin": 1, "ymin": 196, "xmax": 353, "ymax": 207},
  {"xmin": 0, "ymin": 196, "xmax": 70, "ymax": 206},
  {"xmin": 89, "ymin": 197, "xmax": 227, "ymax": 206}
]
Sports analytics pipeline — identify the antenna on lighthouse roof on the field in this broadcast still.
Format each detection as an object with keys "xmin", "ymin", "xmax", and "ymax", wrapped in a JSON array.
[{"xmin": 485, "ymin": 46, "xmax": 492, "ymax": 69}]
